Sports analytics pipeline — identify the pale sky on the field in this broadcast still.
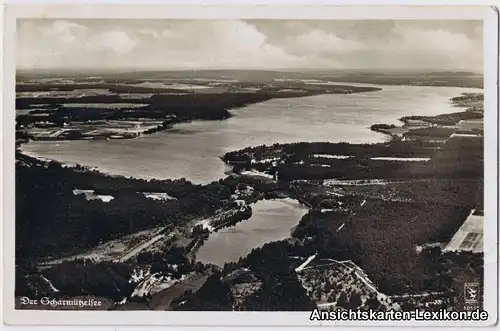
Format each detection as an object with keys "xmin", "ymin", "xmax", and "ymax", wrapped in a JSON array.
[{"xmin": 17, "ymin": 19, "xmax": 483, "ymax": 71}]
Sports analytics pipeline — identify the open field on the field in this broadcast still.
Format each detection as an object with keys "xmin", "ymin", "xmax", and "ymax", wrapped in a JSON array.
[
  {"xmin": 25, "ymin": 118, "xmax": 166, "ymax": 140},
  {"xmin": 39, "ymin": 226, "xmax": 166, "ymax": 266},
  {"xmin": 443, "ymin": 210, "xmax": 483, "ymax": 253},
  {"xmin": 16, "ymin": 76, "xmax": 380, "ymax": 143}
]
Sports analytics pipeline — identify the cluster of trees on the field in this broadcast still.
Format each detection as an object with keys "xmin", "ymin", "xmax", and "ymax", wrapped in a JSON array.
[
  {"xmin": 340, "ymin": 178, "xmax": 483, "ymax": 210},
  {"xmin": 41, "ymin": 260, "xmax": 134, "ymax": 301},
  {"xmin": 15, "ymin": 155, "xmax": 233, "ymax": 261},
  {"xmin": 441, "ymin": 250, "xmax": 484, "ymax": 308},
  {"xmin": 224, "ymin": 137, "xmax": 481, "ymax": 182},
  {"xmin": 172, "ymin": 241, "xmax": 316, "ymax": 311},
  {"xmin": 171, "ymin": 271, "xmax": 234, "ymax": 311},
  {"xmin": 401, "ymin": 111, "xmax": 483, "ymax": 126},
  {"xmin": 138, "ymin": 246, "xmax": 195, "ymax": 279},
  {"xmin": 276, "ymin": 160, "xmax": 401, "ymax": 181},
  {"xmin": 232, "ymin": 242, "xmax": 315, "ymax": 311},
  {"xmin": 322, "ymin": 71, "xmax": 483, "ymax": 88},
  {"xmin": 451, "ymin": 93, "xmax": 483, "ymax": 102},
  {"xmin": 403, "ymin": 127, "xmax": 456, "ymax": 138},
  {"xmin": 292, "ymin": 199, "xmax": 475, "ymax": 295},
  {"xmin": 370, "ymin": 124, "xmax": 397, "ymax": 131},
  {"xmin": 277, "ymin": 134, "xmax": 482, "ymax": 181},
  {"xmin": 211, "ymin": 205, "xmax": 253, "ymax": 231},
  {"xmin": 334, "ymin": 291, "xmax": 364, "ymax": 310},
  {"xmin": 15, "ymin": 261, "xmax": 59, "ymax": 299},
  {"xmin": 220, "ymin": 175, "xmax": 291, "ymax": 198},
  {"xmin": 16, "ymin": 244, "xmax": 202, "ymax": 302},
  {"xmin": 190, "ymin": 224, "xmax": 210, "ymax": 239},
  {"xmin": 224, "ymin": 140, "xmax": 437, "ymax": 166},
  {"xmin": 16, "ymin": 83, "xmax": 189, "ymax": 94}
]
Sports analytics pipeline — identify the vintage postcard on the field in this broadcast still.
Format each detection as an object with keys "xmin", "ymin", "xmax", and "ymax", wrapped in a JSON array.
[{"xmin": 2, "ymin": 2, "xmax": 499, "ymax": 327}]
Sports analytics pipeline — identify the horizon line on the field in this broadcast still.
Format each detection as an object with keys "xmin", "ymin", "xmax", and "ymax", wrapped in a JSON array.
[{"xmin": 16, "ymin": 67, "xmax": 484, "ymax": 73}]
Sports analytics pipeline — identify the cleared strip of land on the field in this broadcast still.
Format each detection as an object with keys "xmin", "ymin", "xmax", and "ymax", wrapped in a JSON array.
[{"xmin": 443, "ymin": 209, "xmax": 483, "ymax": 253}]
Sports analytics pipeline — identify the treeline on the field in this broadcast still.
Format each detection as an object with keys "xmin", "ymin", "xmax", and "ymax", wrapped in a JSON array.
[
  {"xmin": 171, "ymin": 271, "xmax": 234, "ymax": 311},
  {"xmin": 15, "ymin": 156, "xmax": 232, "ymax": 260},
  {"xmin": 391, "ymin": 249, "xmax": 484, "ymax": 311},
  {"xmin": 451, "ymin": 93, "xmax": 483, "ymax": 102},
  {"xmin": 211, "ymin": 205, "xmax": 253, "ymax": 231},
  {"xmin": 224, "ymin": 140, "xmax": 439, "ymax": 165},
  {"xmin": 16, "ymin": 242, "xmax": 201, "ymax": 302},
  {"xmin": 339, "ymin": 178, "xmax": 483, "ymax": 210},
  {"xmin": 172, "ymin": 241, "xmax": 315, "ymax": 311},
  {"xmin": 16, "ymin": 83, "xmax": 189, "ymax": 94},
  {"xmin": 292, "ymin": 198, "xmax": 475, "ymax": 295},
  {"xmin": 281, "ymin": 140, "xmax": 438, "ymax": 159},
  {"xmin": 138, "ymin": 246, "xmax": 196, "ymax": 278},
  {"xmin": 276, "ymin": 136, "xmax": 482, "ymax": 181},
  {"xmin": 44, "ymin": 261, "xmax": 134, "ymax": 301},
  {"xmin": 15, "ymin": 260, "xmax": 134, "ymax": 301},
  {"xmin": 17, "ymin": 69, "xmax": 482, "ymax": 88},
  {"xmin": 400, "ymin": 111, "xmax": 483, "ymax": 126},
  {"xmin": 403, "ymin": 127, "xmax": 456, "ymax": 138},
  {"xmin": 18, "ymin": 153, "xmax": 231, "ymax": 203},
  {"xmin": 370, "ymin": 124, "xmax": 396, "ymax": 131},
  {"xmin": 230, "ymin": 241, "xmax": 315, "ymax": 311},
  {"xmin": 16, "ymin": 95, "xmax": 146, "ymax": 109},
  {"xmin": 320, "ymin": 72, "xmax": 483, "ymax": 89}
]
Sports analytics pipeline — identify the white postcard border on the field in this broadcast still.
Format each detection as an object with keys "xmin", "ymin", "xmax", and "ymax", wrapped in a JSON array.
[{"xmin": 2, "ymin": 2, "xmax": 498, "ymax": 327}]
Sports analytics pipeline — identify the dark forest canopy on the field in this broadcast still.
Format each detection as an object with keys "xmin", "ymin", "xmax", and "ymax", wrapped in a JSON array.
[{"xmin": 15, "ymin": 154, "xmax": 233, "ymax": 260}]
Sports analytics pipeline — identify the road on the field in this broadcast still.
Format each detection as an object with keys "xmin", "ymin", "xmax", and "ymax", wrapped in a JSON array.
[
  {"xmin": 295, "ymin": 254, "xmax": 317, "ymax": 272},
  {"xmin": 113, "ymin": 232, "xmax": 165, "ymax": 263}
]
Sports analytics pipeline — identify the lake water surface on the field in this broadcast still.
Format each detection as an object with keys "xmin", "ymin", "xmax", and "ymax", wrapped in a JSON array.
[
  {"xmin": 21, "ymin": 84, "xmax": 481, "ymax": 184},
  {"xmin": 195, "ymin": 198, "xmax": 309, "ymax": 266}
]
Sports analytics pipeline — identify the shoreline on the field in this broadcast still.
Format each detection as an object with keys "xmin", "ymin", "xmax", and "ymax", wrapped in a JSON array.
[
  {"xmin": 16, "ymin": 83, "xmax": 381, "ymax": 143},
  {"xmin": 18, "ymin": 90, "xmax": 483, "ymax": 185},
  {"xmin": 369, "ymin": 92, "xmax": 484, "ymax": 141},
  {"xmin": 193, "ymin": 197, "xmax": 309, "ymax": 267},
  {"xmin": 18, "ymin": 100, "xmax": 387, "ymax": 184},
  {"xmin": 17, "ymin": 148, "xmax": 160, "ymax": 181},
  {"xmin": 16, "ymin": 84, "xmax": 384, "ymax": 181},
  {"xmin": 221, "ymin": 92, "xmax": 483, "ymax": 183}
]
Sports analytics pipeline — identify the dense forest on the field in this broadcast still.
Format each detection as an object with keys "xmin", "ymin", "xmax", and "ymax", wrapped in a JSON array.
[
  {"xmin": 171, "ymin": 241, "xmax": 316, "ymax": 311},
  {"xmin": 223, "ymin": 133, "xmax": 483, "ymax": 182},
  {"xmin": 171, "ymin": 272, "xmax": 235, "ymax": 311},
  {"xmin": 400, "ymin": 110, "xmax": 483, "ymax": 126},
  {"xmin": 293, "ymin": 200, "xmax": 473, "ymax": 294},
  {"xmin": 15, "ymin": 154, "xmax": 234, "ymax": 261}
]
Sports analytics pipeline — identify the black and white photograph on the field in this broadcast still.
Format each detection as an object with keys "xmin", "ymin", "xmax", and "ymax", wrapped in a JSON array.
[{"xmin": 3, "ymin": 3, "xmax": 498, "ymax": 327}]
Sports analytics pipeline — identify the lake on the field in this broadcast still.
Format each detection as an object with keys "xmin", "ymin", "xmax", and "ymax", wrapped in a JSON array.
[
  {"xmin": 21, "ymin": 84, "xmax": 481, "ymax": 184},
  {"xmin": 194, "ymin": 198, "xmax": 309, "ymax": 266},
  {"xmin": 20, "ymin": 83, "xmax": 482, "ymax": 265}
]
